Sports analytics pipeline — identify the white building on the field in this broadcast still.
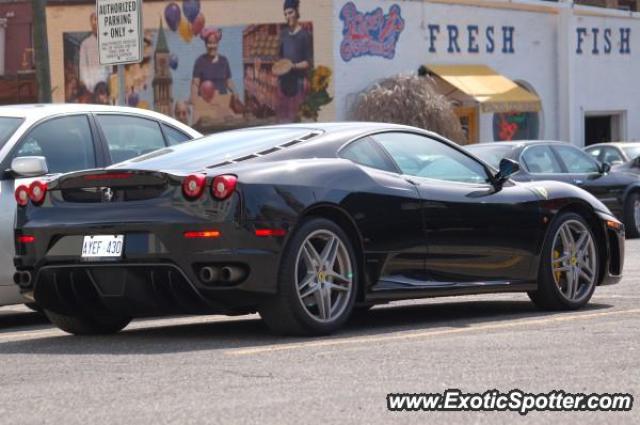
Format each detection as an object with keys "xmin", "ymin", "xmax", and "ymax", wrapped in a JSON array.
[{"xmin": 332, "ymin": 0, "xmax": 640, "ymax": 145}]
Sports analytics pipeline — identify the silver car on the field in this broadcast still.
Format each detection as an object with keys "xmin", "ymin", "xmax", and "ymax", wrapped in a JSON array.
[
  {"xmin": 0, "ymin": 104, "xmax": 201, "ymax": 308},
  {"xmin": 584, "ymin": 142, "xmax": 640, "ymax": 166}
]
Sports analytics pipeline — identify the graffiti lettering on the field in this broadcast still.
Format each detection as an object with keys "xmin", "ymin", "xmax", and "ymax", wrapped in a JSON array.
[{"xmin": 339, "ymin": 2, "xmax": 405, "ymax": 62}]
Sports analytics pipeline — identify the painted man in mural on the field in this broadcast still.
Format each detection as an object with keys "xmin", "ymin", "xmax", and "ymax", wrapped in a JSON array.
[
  {"xmin": 174, "ymin": 101, "xmax": 191, "ymax": 126},
  {"xmin": 190, "ymin": 27, "xmax": 240, "ymax": 124},
  {"xmin": 276, "ymin": 0, "xmax": 312, "ymax": 122},
  {"xmin": 78, "ymin": 13, "xmax": 111, "ymax": 97}
]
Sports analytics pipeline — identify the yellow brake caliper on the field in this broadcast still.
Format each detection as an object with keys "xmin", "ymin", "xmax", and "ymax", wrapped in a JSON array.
[{"xmin": 553, "ymin": 250, "xmax": 562, "ymax": 284}]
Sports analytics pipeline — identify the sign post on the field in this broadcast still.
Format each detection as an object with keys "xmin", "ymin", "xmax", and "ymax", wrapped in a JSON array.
[{"xmin": 96, "ymin": 0, "xmax": 143, "ymax": 106}]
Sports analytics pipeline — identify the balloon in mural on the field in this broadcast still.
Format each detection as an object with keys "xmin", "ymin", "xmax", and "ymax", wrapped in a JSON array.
[
  {"xmin": 127, "ymin": 92, "xmax": 139, "ymax": 107},
  {"xmin": 169, "ymin": 54, "xmax": 179, "ymax": 70},
  {"xmin": 200, "ymin": 81, "xmax": 216, "ymax": 102},
  {"xmin": 182, "ymin": 0, "xmax": 201, "ymax": 23},
  {"xmin": 191, "ymin": 13, "xmax": 205, "ymax": 36},
  {"xmin": 164, "ymin": 3, "xmax": 181, "ymax": 31},
  {"xmin": 178, "ymin": 18, "xmax": 193, "ymax": 42}
]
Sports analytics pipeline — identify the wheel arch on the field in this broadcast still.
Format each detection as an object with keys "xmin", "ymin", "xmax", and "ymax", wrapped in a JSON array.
[{"xmin": 622, "ymin": 182, "xmax": 640, "ymax": 201}]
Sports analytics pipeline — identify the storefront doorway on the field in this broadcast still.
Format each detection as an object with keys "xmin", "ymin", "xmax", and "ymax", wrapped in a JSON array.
[
  {"xmin": 454, "ymin": 107, "xmax": 477, "ymax": 145},
  {"xmin": 584, "ymin": 113, "xmax": 625, "ymax": 146}
]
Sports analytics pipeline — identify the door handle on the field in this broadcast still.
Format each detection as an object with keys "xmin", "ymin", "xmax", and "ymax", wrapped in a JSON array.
[{"xmin": 573, "ymin": 179, "xmax": 584, "ymax": 185}]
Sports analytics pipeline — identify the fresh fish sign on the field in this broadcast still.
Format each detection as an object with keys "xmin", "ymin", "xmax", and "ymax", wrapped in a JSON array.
[{"xmin": 339, "ymin": 2, "xmax": 405, "ymax": 62}]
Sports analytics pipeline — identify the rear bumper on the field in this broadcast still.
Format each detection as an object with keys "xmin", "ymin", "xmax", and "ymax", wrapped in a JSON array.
[
  {"xmin": 14, "ymin": 223, "xmax": 290, "ymax": 316},
  {"xmin": 29, "ymin": 263, "xmax": 271, "ymax": 317}
]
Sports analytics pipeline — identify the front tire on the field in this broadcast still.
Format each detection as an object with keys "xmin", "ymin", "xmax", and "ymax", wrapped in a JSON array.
[
  {"xmin": 259, "ymin": 218, "xmax": 358, "ymax": 336},
  {"xmin": 45, "ymin": 310, "xmax": 131, "ymax": 335},
  {"xmin": 528, "ymin": 212, "xmax": 599, "ymax": 310},
  {"xmin": 624, "ymin": 192, "xmax": 640, "ymax": 238}
]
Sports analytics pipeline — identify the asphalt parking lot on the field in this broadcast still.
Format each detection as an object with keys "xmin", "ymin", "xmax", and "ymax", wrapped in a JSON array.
[{"xmin": 1, "ymin": 242, "xmax": 638, "ymax": 425}]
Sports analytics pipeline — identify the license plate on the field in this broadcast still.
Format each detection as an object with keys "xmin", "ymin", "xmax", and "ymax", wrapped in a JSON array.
[{"xmin": 81, "ymin": 235, "xmax": 124, "ymax": 259}]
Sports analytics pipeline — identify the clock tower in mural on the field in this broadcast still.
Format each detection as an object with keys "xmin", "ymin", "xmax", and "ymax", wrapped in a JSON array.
[{"xmin": 153, "ymin": 20, "xmax": 173, "ymax": 115}]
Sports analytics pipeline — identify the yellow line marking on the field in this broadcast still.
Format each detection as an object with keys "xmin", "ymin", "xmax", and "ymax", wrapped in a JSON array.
[
  {"xmin": 226, "ymin": 308, "xmax": 640, "ymax": 357},
  {"xmin": 0, "ymin": 314, "xmax": 256, "ymax": 343},
  {"xmin": 1, "ymin": 308, "xmax": 638, "ymax": 347}
]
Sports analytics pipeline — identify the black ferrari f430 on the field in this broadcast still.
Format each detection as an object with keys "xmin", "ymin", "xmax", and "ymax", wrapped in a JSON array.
[{"xmin": 13, "ymin": 123, "xmax": 624, "ymax": 335}]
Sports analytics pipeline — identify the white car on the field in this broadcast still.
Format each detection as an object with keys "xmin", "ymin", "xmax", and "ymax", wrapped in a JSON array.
[{"xmin": 0, "ymin": 104, "xmax": 202, "ymax": 309}]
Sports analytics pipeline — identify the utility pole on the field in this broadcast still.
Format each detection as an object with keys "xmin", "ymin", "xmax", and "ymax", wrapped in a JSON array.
[{"xmin": 31, "ymin": 0, "xmax": 52, "ymax": 103}]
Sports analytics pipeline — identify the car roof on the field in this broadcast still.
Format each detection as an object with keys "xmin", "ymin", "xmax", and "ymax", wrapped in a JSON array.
[
  {"xmin": 469, "ymin": 140, "xmax": 570, "ymax": 149},
  {"xmin": 586, "ymin": 142, "xmax": 640, "ymax": 148},
  {"xmin": 243, "ymin": 121, "xmax": 452, "ymax": 142},
  {"xmin": 248, "ymin": 121, "xmax": 426, "ymax": 132},
  {"xmin": 0, "ymin": 103, "xmax": 201, "ymax": 136}
]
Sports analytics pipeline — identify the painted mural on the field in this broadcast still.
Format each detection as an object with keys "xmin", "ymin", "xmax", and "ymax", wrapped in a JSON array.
[{"xmin": 62, "ymin": 0, "xmax": 332, "ymax": 133}]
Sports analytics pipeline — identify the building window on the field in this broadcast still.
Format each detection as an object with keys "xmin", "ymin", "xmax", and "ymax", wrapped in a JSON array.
[
  {"xmin": 492, "ymin": 81, "xmax": 540, "ymax": 141},
  {"xmin": 492, "ymin": 112, "xmax": 540, "ymax": 141}
]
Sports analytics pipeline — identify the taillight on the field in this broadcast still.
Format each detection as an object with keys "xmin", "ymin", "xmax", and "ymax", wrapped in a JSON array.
[
  {"xmin": 17, "ymin": 235, "xmax": 36, "ymax": 244},
  {"xmin": 28, "ymin": 180, "xmax": 47, "ymax": 205},
  {"xmin": 211, "ymin": 175, "xmax": 237, "ymax": 200},
  {"xmin": 182, "ymin": 174, "xmax": 206, "ymax": 199},
  {"xmin": 14, "ymin": 185, "xmax": 29, "ymax": 207},
  {"xmin": 184, "ymin": 230, "xmax": 221, "ymax": 239}
]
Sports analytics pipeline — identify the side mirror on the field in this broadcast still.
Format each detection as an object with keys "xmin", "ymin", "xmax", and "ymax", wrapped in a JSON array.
[
  {"xmin": 10, "ymin": 156, "xmax": 49, "ymax": 177},
  {"xmin": 494, "ymin": 158, "xmax": 520, "ymax": 185},
  {"xmin": 599, "ymin": 162, "xmax": 611, "ymax": 174}
]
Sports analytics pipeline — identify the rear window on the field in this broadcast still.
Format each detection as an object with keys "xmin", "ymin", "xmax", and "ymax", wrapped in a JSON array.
[
  {"xmin": 466, "ymin": 144, "xmax": 515, "ymax": 169},
  {"xmin": 0, "ymin": 117, "xmax": 24, "ymax": 150},
  {"xmin": 119, "ymin": 127, "xmax": 319, "ymax": 170}
]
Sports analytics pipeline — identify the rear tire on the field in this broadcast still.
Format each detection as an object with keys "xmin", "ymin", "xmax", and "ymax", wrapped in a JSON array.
[
  {"xmin": 259, "ymin": 218, "xmax": 358, "ymax": 336},
  {"xmin": 623, "ymin": 192, "xmax": 640, "ymax": 238},
  {"xmin": 45, "ymin": 310, "xmax": 131, "ymax": 335},
  {"xmin": 528, "ymin": 212, "xmax": 598, "ymax": 310}
]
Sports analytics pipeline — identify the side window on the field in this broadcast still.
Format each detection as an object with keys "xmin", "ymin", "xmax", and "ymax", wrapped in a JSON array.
[
  {"xmin": 371, "ymin": 132, "xmax": 489, "ymax": 184},
  {"xmin": 340, "ymin": 137, "xmax": 397, "ymax": 173},
  {"xmin": 162, "ymin": 124, "xmax": 192, "ymax": 146},
  {"xmin": 553, "ymin": 145, "xmax": 600, "ymax": 173},
  {"xmin": 96, "ymin": 115, "xmax": 166, "ymax": 163},
  {"xmin": 14, "ymin": 115, "xmax": 95, "ymax": 174},
  {"xmin": 601, "ymin": 147, "xmax": 624, "ymax": 164},
  {"xmin": 585, "ymin": 147, "xmax": 601, "ymax": 161},
  {"xmin": 521, "ymin": 146, "xmax": 563, "ymax": 174}
]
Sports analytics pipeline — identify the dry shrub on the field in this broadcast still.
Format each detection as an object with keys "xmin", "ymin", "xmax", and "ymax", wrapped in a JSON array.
[{"xmin": 349, "ymin": 74, "xmax": 466, "ymax": 144}]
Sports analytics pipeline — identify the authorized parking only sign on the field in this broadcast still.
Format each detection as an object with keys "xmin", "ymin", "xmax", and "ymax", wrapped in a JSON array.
[{"xmin": 96, "ymin": 0, "xmax": 142, "ymax": 65}]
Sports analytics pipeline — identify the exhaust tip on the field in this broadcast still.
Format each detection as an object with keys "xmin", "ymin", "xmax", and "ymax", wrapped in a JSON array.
[
  {"xmin": 220, "ymin": 266, "xmax": 246, "ymax": 283},
  {"xmin": 199, "ymin": 266, "xmax": 219, "ymax": 284},
  {"xmin": 15, "ymin": 271, "xmax": 33, "ymax": 288}
]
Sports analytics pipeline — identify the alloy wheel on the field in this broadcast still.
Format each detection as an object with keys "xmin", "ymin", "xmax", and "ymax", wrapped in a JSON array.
[
  {"xmin": 550, "ymin": 219, "xmax": 597, "ymax": 303},
  {"xmin": 294, "ymin": 229, "xmax": 354, "ymax": 323}
]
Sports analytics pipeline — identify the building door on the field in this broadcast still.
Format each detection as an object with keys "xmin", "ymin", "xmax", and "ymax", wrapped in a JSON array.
[
  {"xmin": 585, "ymin": 113, "xmax": 624, "ymax": 146},
  {"xmin": 454, "ymin": 107, "xmax": 477, "ymax": 145}
]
